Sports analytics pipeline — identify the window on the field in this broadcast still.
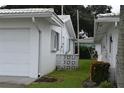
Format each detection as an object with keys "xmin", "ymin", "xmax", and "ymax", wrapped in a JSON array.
[{"xmin": 51, "ymin": 30, "xmax": 59, "ymax": 52}]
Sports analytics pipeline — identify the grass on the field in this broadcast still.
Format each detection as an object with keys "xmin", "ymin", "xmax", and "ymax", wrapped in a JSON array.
[{"xmin": 27, "ymin": 59, "xmax": 91, "ymax": 88}]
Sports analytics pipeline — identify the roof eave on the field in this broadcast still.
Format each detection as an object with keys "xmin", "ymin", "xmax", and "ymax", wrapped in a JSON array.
[
  {"xmin": 66, "ymin": 19, "xmax": 76, "ymax": 39},
  {"xmin": 0, "ymin": 12, "xmax": 64, "ymax": 27},
  {"xmin": 95, "ymin": 17, "xmax": 120, "ymax": 22},
  {"xmin": 0, "ymin": 12, "xmax": 52, "ymax": 18},
  {"xmin": 51, "ymin": 12, "xmax": 64, "ymax": 26},
  {"xmin": 94, "ymin": 17, "xmax": 119, "ymax": 43}
]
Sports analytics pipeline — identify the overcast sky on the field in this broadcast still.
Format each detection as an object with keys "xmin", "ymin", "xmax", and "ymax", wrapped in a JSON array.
[{"xmin": 111, "ymin": 5, "xmax": 120, "ymax": 14}]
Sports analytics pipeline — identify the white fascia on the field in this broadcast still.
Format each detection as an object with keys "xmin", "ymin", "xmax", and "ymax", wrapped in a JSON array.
[
  {"xmin": 95, "ymin": 17, "xmax": 119, "ymax": 23},
  {"xmin": 50, "ymin": 12, "xmax": 64, "ymax": 27},
  {"xmin": 66, "ymin": 20, "xmax": 76, "ymax": 40},
  {"xmin": 0, "ymin": 13, "xmax": 52, "ymax": 18},
  {"xmin": 0, "ymin": 12, "xmax": 64, "ymax": 27}
]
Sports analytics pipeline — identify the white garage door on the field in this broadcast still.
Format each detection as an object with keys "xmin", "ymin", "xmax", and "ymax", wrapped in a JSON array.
[{"xmin": 0, "ymin": 28, "xmax": 31, "ymax": 76}]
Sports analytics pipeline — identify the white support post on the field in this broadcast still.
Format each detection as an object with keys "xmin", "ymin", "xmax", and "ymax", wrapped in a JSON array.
[
  {"xmin": 61, "ymin": 5, "xmax": 64, "ymax": 15},
  {"xmin": 77, "ymin": 10, "xmax": 80, "ymax": 56}
]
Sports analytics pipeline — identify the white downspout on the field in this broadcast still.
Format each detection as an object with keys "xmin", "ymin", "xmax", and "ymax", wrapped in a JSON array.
[{"xmin": 32, "ymin": 17, "xmax": 41, "ymax": 78}]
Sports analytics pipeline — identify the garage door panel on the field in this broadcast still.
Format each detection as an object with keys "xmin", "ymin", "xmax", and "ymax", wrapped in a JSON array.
[
  {"xmin": 0, "ymin": 28, "xmax": 31, "ymax": 76},
  {"xmin": 0, "ymin": 64, "xmax": 30, "ymax": 76},
  {"xmin": 0, "ymin": 43, "xmax": 30, "ymax": 53},
  {"xmin": 0, "ymin": 30, "xmax": 30, "ymax": 53},
  {"xmin": 0, "ymin": 53, "xmax": 30, "ymax": 63}
]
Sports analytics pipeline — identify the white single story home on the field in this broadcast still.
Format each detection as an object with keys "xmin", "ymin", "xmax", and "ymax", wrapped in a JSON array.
[
  {"xmin": 94, "ymin": 14, "xmax": 119, "ymax": 82},
  {"xmin": 0, "ymin": 8, "xmax": 76, "ymax": 78},
  {"xmin": 58, "ymin": 15, "xmax": 76, "ymax": 55}
]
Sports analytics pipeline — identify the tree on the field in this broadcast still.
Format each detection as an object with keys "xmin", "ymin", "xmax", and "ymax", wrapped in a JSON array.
[{"xmin": 86, "ymin": 5, "xmax": 112, "ymax": 17}]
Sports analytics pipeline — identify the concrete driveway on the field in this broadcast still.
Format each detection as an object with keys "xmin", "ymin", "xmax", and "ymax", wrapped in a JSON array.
[{"xmin": 0, "ymin": 76, "xmax": 36, "ymax": 88}]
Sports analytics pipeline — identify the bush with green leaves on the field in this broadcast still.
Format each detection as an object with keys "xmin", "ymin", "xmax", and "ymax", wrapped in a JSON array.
[
  {"xmin": 79, "ymin": 46, "xmax": 91, "ymax": 59},
  {"xmin": 99, "ymin": 81, "xmax": 113, "ymax": 88},
  {"xmin": 90, "ymin": 61, "xmax": 110, "ymax": 84}
]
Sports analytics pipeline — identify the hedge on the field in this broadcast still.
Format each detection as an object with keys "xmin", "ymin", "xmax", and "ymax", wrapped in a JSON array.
[
  {"xmin": 79, "ymin": 46, "xmax": 91, "ymax": 59},
  {"xmin": 90, "ymin": 61, "xmax": 110, "ymax": 84}
]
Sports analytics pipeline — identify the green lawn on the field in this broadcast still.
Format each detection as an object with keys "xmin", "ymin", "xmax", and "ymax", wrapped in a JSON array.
[{"xmin": 28, "ymin": 59, "xmax": 91, "ymax": 88}]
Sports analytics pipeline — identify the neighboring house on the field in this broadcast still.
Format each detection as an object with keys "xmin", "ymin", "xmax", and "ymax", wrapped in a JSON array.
[
  {"xmin": 58, "ymin": 15, "xmax": 76, "ymax": 54},
  {"xmin": 0, "ymin": 8, "xmax": 76, "ymax": 78},
  {"xmin": 56, "ymin": 15, "xmax": 78, "ymax": 70},
  {"xmin": 94, "ymin": 14, "xmax": 119, "ymax": 82}
]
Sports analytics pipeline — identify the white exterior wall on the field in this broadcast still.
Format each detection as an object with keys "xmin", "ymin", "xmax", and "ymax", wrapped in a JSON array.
[
  {"xmin": 0, "ymin": 17, "xmax": 75, "ymax": 78},
  {"xmin": 0, "ymin": 18, "xmax": 63, "ymax": 78},
  {"xmin": 50, "ymin": 23, "xmax": 72, "ymax": 55},
  {"xmin": 58, "ymin": 15, "xmax": 75, "ymax": 55},
  {"xmin": 101, "ymin": 33, "xmax": 108, "ymax": 62},
  {"xmin": 99, "ymin": 23, "xmax": 119, "ymax": 81},
  {"xmin": 69, "ymin": 40, "xmax": 75, "ymax": 54},
  {"xmin": 37, "ymin": 18, "xmax": 75, "ymax": 77},
  {"xmin": 106, "ymin": 26, "xmax": 118, "ymax": 68},
  {"xmin": 62, "ymin": 24, "xmax": 71, "ymax": 54},
  {"xmin": 95, "ymin": 44, "xmax": 102, "ymax": 61},
  {"xmin": 52, "ymin": 23, "xmax": 71, "ymax": 55},
  {"xmin": 100, "ymin": 24, "xmax": 118, "ymax": 68},
  {"xmin": 36, "ymin": 18, "xmax": 60, "ymax": 77}
]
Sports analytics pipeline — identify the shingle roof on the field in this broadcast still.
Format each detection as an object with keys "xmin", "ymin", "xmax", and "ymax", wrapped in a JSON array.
[{"xmin": 0, "ymin": 8, "xmax": 54, "ymax": 14}]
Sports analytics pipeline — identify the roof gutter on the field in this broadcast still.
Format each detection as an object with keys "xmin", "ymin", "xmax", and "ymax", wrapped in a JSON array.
[
  {"xmin": 0, "ymin": 12, "xmax": 64, "ymax": 27},
  {"xmin": 0, "ymin": 13, "xmax": 52, "ymax": 18}
]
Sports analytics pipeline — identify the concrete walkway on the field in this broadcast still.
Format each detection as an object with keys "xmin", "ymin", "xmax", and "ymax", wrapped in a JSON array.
[{"xmin": 0, "ymin": 76, "xmax": 36, "ymax": 88}]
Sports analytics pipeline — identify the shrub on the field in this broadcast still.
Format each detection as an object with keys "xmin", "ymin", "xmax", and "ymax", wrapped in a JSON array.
[
  {"xmin": 79, "ymin": 46, "xmax": 91, "ymax": 59},
  {"xmin": 90, "ymin": 61, "xmax": 110, "ymax": 84},
  {"xmin": 99, "ymin": 81, "xmax": 113, "ymax": 88}
]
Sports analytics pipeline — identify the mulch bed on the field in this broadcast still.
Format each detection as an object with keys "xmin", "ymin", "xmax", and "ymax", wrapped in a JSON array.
[{"xmin": 35, "ymin": 76, "xmax": 63, "ymax": 83}]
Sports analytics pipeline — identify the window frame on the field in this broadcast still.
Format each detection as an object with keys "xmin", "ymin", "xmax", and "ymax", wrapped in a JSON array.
[{"xmin": 51, "ymin": 30, "xmax": 59, "ymax": 52}]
